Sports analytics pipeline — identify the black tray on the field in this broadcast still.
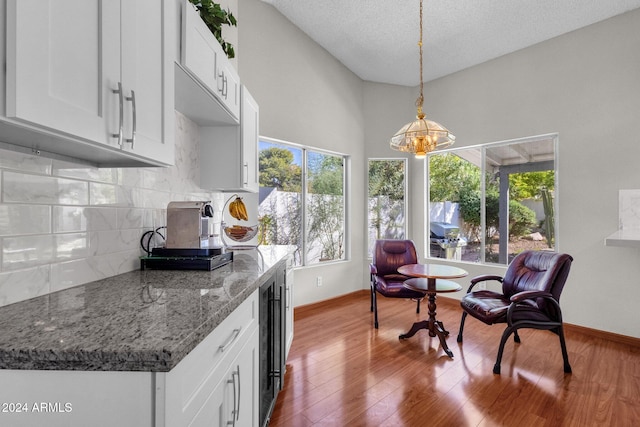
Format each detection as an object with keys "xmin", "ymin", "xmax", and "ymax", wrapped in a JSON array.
[
  {"xmin": 150, "ymin": 247, "xmax": 224, "ymax": 257},
  {"xmin": 140, "ymin": 251, "xmax": 233, "ymax": 271}
]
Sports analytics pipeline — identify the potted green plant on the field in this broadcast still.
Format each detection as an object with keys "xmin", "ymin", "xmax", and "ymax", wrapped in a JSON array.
[{"xmin": 188, "ymin": 0, "xmax": 237, "ymax": 59}]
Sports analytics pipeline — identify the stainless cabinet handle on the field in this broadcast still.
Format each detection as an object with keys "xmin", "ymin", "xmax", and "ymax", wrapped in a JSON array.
[
  {"xmin": 125, "ymin": 90, "xmax": 136, "ymax": 149},
  {"xmin": 218, "ymin": 70, "xmax": 225, "ymax": 97},
  {"xmin": 232, "ymin": 365, "xmax": 240, "ymax": 425},
  {"xmin": 218, "ymin": 327, "xmax": 241, "ymax": 353},
  {"xmin": 223, "ymin": 75, "xmax": 228, "ymax": 98},
  {"xmin": 226, "ymin": 368, "xmax": 237, "ymax": 427},
  {"xmin": 286, "ymin": 285, "xmax": 291, "ymax": 310},
  {"xmin": 111, "ymin": 82, "xmax": 124, "ymax": 147},
  {"xmin": 243, "ymin": 162, "xmax": 249, "ymax": 185}
]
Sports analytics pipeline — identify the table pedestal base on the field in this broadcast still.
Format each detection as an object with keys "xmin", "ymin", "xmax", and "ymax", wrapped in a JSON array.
[{"xmin": 399, "ymin": 292, "xmax": 455, "ymax": 358}]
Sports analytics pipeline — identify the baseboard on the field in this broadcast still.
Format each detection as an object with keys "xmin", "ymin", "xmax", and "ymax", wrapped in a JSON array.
[
  {"xmin": 563, "ymin": 323, "xmax": 640, "ymax": 348},
  {"xmin": 294, "ymin": 289, "xmax": 640, "ymax": 348}
]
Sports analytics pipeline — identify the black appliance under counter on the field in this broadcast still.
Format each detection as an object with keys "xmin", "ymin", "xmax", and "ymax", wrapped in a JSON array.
[{"xmin": 0, "ymin": 246, "xmax": 293, "ymax": 372}]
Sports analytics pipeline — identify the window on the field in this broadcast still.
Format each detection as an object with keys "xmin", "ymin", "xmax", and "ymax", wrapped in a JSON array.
[
  {"xmin": 427, "ymin": 135, "xmax": 558, "ymax": 265},
  {"xmin": 258, "ymin": 137, "xmax": 347, "ymax": 266},
  {"xmin": 367, "ymin": 159, "xmax": 407, "ymax": 257}
]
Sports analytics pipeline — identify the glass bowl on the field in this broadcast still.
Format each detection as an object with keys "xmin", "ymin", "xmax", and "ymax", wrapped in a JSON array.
[{"xmin": 223, "ymin": 224, "xmax": 259, "ymax": 243}]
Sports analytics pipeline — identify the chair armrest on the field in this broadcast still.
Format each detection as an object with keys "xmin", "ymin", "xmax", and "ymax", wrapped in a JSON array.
[
  {"xmin": 510, "ymin": 290, "xmax": 553, "ymax": 303},
  {"xmin": 506, "ymin": 290, "xmax": 564, "ymax": 325},
  {"xmin": 466, "ymin": 274, "xmax": 503, "ymax": 293},
  {"xmin": 370, "ymin": 263, "xmax": 377, "ymax": 275}
]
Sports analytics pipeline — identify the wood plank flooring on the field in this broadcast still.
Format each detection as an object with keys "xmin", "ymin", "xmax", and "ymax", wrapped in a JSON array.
[{"xmin": 268, "ymin": 290, "xmax": 640, "ymax": 426}]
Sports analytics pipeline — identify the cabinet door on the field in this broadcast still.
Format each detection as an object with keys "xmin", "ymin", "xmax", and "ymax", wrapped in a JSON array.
[
  {"xmin": 235, "ymin": 327, "xmax": 258, "ymax": 427},
  {"xmin": 241, "ymin": 87, "xmax": 259, "ymax": 192},
  {"xmin": 285, "ymin": 255, "xmax": 295, "ymax": 359},
  {"xmin": 189, "ymin": 327, "xmax": 258, "ymax": 427},
  {"xmin": 6, "ymin": 0, "xmax": 120, "ymax": 147},
  {"xmin": 199, "ymin": 87, "xmax": 259, "ymax": 193},
  {"xmin": 120, "ymin": 0, "xmax": 175, "ymax": 165},
  {"xmin": 217, "ymin": 59, "xmax": 241, "ymax": 121}
]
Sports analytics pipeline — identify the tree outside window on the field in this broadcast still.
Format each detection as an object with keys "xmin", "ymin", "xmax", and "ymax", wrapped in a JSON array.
[
  {"xmin": 258, "ymin": 138, "xmax": 346, "ymax": 266},
  {"xmin": 428, "ymin": 135, "xmax": 558, "ymax": 265},
  {"xmin": 367, "ymin": 159, "xmax": 406, "ymax": 257}
]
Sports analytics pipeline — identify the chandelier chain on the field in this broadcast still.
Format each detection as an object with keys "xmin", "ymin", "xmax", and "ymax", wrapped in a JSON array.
[{"xmin": 416, "ymin": 0, "xmax": 424, "ymax": 115}]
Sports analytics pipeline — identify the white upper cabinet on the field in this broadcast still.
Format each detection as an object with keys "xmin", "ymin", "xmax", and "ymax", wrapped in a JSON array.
[
  {"xmin": 200, "ymin": 86, "xmax": 259, "ymax": 193},
  {"xmin": 176, "ymin": 0, "xmax": 240, "ymax": 125},
  {"xmin": 3, "ymin": 0, "xmax": 174, "ymax": 167}
]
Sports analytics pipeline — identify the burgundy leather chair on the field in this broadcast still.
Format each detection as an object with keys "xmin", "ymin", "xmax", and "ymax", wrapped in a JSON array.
[
  {"xmin": 370, "ymin": 239, "xmax": 425, "ymax": 329},
  {"xmin": 457, "ymin": 250, "xmax": 573, "ymax": 374}
]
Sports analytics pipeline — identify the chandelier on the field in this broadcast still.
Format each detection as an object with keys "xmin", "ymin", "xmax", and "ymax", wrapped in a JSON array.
[{"xmin": 390, "ymin": 0, "xmax": 455, "ymax": 159}]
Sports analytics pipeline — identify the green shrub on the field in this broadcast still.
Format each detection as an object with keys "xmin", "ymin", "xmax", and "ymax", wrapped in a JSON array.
[{"xmin": 509, "ymin": 200, "xmax": 537, "ymax": 238}]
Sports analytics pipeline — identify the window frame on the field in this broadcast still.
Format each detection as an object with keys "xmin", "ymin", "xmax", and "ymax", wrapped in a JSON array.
[
  {"xmin": 366, "ymin": 157, "xmax": 408, "ymax": 257},
  {"xmin": 425, "ymin": 133, "xmax": 559, "ymax": 266},
  {"xmin": 259, "ymin": 136, "xmax": 350, "ymax": 267}
]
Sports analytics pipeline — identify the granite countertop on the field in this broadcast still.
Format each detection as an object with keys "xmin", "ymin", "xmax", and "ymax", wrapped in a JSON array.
[{"xmin": 0, "ymin": 246, "xmax": 293, "ymax": 372}]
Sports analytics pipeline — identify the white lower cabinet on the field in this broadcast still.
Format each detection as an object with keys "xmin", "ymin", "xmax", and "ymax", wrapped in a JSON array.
[
  {"xmin": 0, "ymin": 370, "xmax": 154, "ymax": 427},
  {"xmin": 160, "ymin": 290, "xmax": 259, "ymax": 427},
  {"xmin": 285, "ymin": 255, "xmax": 295, "ymax": 359},
  {"xmin": 0, "ymin": 291, "xmax": 259, "ymax": 427},
  {"xmin": 189, "ymin": 327, "xmax": 258, "ymax": 427}
]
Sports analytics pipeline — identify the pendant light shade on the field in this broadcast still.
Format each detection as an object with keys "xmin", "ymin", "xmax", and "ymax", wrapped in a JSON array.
[
  {"xmin": 390, "ymin": 0, "xmax": 454, "ymax": 158},
  {"xmin": 390, "ymin": 111, "xmax": 455, "ymax": 159}
]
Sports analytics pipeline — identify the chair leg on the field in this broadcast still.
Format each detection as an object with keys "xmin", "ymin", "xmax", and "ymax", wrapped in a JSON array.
[
  {"xmin": 370, "ymin": 282, "xmax": 374, "ymax": 313},
  {"xmin": 456, "ymin": 312, "xmax": 468, "ymax": 343},
  {"xmin": 372, "ymin": 288, "xmax": 379, "ymax": 329},
  {"xmin": 493, "ymin": 326, "xmax": 516, "ymax": 374},
  {"xmin": 557, "ymin": 326, "xmax": 572, "ymax": 373},
  {"xmin": 514, "ymin": 330, "xmax": 521, "ymax": 343},
  {"xmin": 415, "ymin": 299, "xmax": 421, "ymax": 314}
]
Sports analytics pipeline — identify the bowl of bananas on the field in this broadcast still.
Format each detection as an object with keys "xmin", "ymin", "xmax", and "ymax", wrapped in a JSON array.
[{"xmin": 222, "ymin": 195, "xmax": 259, "ymax": 245}]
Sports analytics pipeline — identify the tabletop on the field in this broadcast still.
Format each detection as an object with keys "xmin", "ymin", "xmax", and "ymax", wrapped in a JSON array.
[{"xmin": 398, "ymin": 263, "xmax": 468, "ymax": 279}]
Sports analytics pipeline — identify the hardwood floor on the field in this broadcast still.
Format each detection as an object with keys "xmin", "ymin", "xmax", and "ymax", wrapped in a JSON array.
[{"xmin": 268, "ymin": 290, "xmax": 640, "ymax": 426}]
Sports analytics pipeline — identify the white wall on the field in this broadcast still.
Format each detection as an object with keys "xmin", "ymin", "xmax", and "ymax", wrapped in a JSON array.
[
  {"xmin": 241, "ymin": 2, "xmax": 640, "ymax": 338},
  {"xmin": 368, "ymin": 10, "xmax": 640, "ymax": 338},
  {"xmin": 238, "ymin": 0, "xmax": 367, "ymax": 306}
]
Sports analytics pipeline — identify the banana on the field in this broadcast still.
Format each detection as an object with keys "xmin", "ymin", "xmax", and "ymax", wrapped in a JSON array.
[
  {"xmin": 228, "ymin": 196, "xmax": 248, "ymax": 221},
  {"xmin": 237, "ymin": 198, "xmax": 248, "ymax": 220},
  {"xmin": 229, "ymin": 199, "xmax": 239, "ymax": 220}
]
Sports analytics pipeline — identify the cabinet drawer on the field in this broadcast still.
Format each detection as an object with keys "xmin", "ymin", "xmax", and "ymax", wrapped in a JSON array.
[{"xmin": 165, "ymin": 290, "xmax": 258, "ymax": 425}]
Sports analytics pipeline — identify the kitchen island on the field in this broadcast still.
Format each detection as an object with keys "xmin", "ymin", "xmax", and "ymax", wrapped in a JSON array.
[{"xmin": 0, "ymin": 245, "xmax": 293, "ymax": 427}]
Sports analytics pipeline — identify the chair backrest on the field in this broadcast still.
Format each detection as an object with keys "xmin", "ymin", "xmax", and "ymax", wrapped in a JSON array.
[
  {"xmin": 502, "ymin": 250, "xmax": 573, "ymax": 305},
  {"xmin": 372, "ymin": 239, "xmax": 418, "ymax": 276}
]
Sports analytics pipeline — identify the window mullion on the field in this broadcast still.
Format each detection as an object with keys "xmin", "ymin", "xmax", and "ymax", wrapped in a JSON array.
[
  {"xmin": 301, "ymin": 148, "xmax": 308, "ymax": 266},
  {"xmin": 480, "ymin": 147, "xmax": 486, "ymax": 264}
]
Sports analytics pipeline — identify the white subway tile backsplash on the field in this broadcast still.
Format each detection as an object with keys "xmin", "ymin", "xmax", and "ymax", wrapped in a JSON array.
[
  {"xmin": 0, "ymin": 265, "xmax": 51, "ymax": 306},
  {"xmin": 50, "ymin": 259, "xmax": 98, "ymax": 293},
  {"xmin": 117, "ymin": 208, "xmax": 145, "ymax": 230},
  {"xmin": 53, "ymin": 160, "xmax": 119, "ymax": 184},
  {"xmin": 53, "ymin": 206, "xmax": 118, "ymax": 233},
  {"xmin": 54, "ymin": 233, "xmax": 89, "ymax": 261},
  {"xmin": 0, "ymin": 111, "xmax": 220, "ymax": 307},
  {"xmin": 89, "ymin": 230, "xmax": 141, "ymax": 256},
  {"xmin": 0, "ymin": 148, "xmax": 53, "ymax": 175},
  {"xmin": 0, "ymin": 204, "xmax": 51, "ymax": 236},
  {"xmin": 89, "ymin": 182, "xmax": 120, "ymax": 205},
  {"xmin": 2, "ymin": 235, "xmax": 55, "ymax": 270},
  {"xmin": 2, "ymin": 171, "xmax": 89, "ymax": 205}
]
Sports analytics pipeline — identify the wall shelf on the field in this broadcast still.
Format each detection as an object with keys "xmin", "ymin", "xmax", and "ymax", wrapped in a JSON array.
[{"xmin": 604, "ymin": 229, "xmax": 640, "ymax": 248}]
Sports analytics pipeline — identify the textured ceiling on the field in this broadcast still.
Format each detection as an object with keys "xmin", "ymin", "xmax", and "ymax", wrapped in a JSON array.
[{"xmin": 261, "ymin": 0, "xmax": 640, "ymax": 86}]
